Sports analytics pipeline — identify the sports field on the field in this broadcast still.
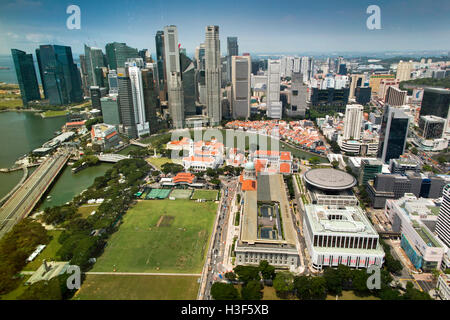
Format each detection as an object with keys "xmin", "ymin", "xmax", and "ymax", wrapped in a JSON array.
[
  {"xmin": 191, "ymin": 189, "xmax": 219, "ymax": 201},
  {"xmin": 146, "ymin": 188, "xmax": 171, "ymax": 199},
  {"xmin": 170, "ymin": 189, "xmax": 193, "ymax": 199},
  {"xmin": 91, "ymin": 199, "xmax": 217, "ymax": 273},
  {"xmin": 74, "ymin": 274, "xmax": 199, "ymax": 300}
]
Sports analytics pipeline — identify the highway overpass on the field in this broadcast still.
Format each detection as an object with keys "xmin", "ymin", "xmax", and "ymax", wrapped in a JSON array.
[{"xmin": 0, "ymin": 150, "xmax": 70, "ymax": 239}]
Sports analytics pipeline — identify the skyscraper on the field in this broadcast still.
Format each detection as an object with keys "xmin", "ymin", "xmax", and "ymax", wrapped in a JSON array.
[
  {"xmin": 117, "ymin": 69, "xmax": 137, "ymax": 139},
  {"xmin": 396, "ymin": 60, "xmax": 413, "ymax": 82},
  {"xmin": 231, "ymin": 55, "xmax": 251, "ymax": 119},
  {"xmin": 287, "ymin": 71, "xmax": 307, "ymax": 117},
  {"xmin": 436, "ymin": 184, "xmax": 450, "ymax": 247},
  {"xmin": 227, "ymin": 37, "xmax": 238, "ymax": 83},
  {"xmin": 377, "ymin": 105, "xmax": 410, "ymax": 163},
  {"xmin": 141, "ymin": 66, "xmax": 159, "ymax": 133},
  {"xmin": 419, "ymin": 88, "xmax": 450, "ymax": 133},
  {"xmin": 36, "ymin": 44, "xmax": 83, "ymax": 105},
  {"xmin": 205, "ymin": 25, "xmax": 222, "ymax": 126},
  {"xmin": 127, "ymin": 61, "xmax": 150, "ymax": 137},
  {"xmin": 164, "ymin": 25, "xmax": 185, "ymax": 128},
  {"xmin": 343, "ymin": 104, "xmax": 363, "ymax": 140},
  {"xmin": 84, "ymin": 45, "xmax": 106, "ymax": 88},
  {"xmin": 11, "ymin": 49, "xmax": 40, "ymax": 105},
  {"xmin": 300, "ymin": 56, "xmax": 314, "ymax": 82},
  {"xmin": 101, "ymin": 94, "xmax": 121, "ymax": 129},
  {"xmin": 180, "ymin": 52, "xmax": 197, "ymax": 116},
  {"xmin": 266, "ymin": 59, "xmax": 282, "ymax": 119},
  {"xmin": 155, "ymin": 31, "xmax": 167, "ymax": 101},
  {"xmin": 108, "ymin": 70, "xmax": 119, "ymax": 95},
  {"xmin": 105, "ymin": 42, "xmax": 139, "ymax": 70}
]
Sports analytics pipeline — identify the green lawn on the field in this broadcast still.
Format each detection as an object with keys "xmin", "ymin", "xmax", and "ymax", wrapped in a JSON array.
[
  {"xmin": 77, "ymin": 204, "xmax": 100, "ymax": 219},
  {"xmin": 74, "ymin": 274, "xmax": 199, "ymax": 300},
  {"xmin": 91, "ymin": 199, "xmax": 217, "ymax": 273},
  {"xmin": 42, "ymin": 110, "xmax": 68, "ymax": 118},
  {"xmin": 326, "ymin": 290, "xmax": 380, "ymax": 300},
  {"xmin": 146, "ymin": 156, "xmax": 173, "ymax": 170},
  {"xmin": 0, "ymin": 98, "xmax": 23, "ymax": 109},
  {"xmin": 0, "ymin": 276, "xmax": 30, "ymax": 300},
  {"xmin": 191, "ymin": 189, "xmax": 219, "ymax": 201},
  {"xmin": 22, "ymin": 230, "xmax": 63, "ymax": 271}
]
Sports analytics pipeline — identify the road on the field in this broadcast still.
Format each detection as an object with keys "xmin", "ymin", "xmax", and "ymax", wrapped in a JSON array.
[
  {"xmin": 0, "ymin": 149, "xmax": 70, "ymax": 239},
  {"xmin": 199, "ymin": 177, "xmax": 238, "ymax": 300}
]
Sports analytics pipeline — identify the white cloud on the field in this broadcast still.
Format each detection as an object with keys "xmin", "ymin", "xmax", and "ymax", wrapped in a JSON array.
[
  {"xmin": 25, "ymin": 33, "xmax": 53, "ymax": 43},
  {"xmin": 7, "ymin": 32, "xmax": 20, "ymax": 39}
]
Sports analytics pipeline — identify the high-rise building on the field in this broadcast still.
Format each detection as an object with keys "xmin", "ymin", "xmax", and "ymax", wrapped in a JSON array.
[
  {"xmin": 139, "ymin": 49, "xmax": 151, "ymax": 63},
  {"xmin": 378, "ymin": 79, "xmax": 400, "ymax": 101},
  {"xmin": 436, "ymin": 184, "xmax": 450, "ymax": 247},
  {"xmin": 117, "ymin": 70, "xmax": 137, "ymax": 139},
  {"xmin": 227, "ymin": 37, "xmax": 238, "ymax": 83},
  {"xmin": 141, "ymin": 66, "xmax": 158, "ymax": 133},
  {"xmin": 180, "ymin": 52, "xmax": 197, "ymax": 116},
  {"xmin": 36, "ymin": 44, "xmax": 83, "ymax": 105},
  {"xmin": 287, "ymin": 71, "xmax": 307, "ymax": 117},
  {"xmin": 349, "ymin": 74, "xmax": 365, "ymax": 99},
  {"xmin": 231, "ymin": 55, "xmax": 251, "ymax": 119},
  {"xmin": 100, "ymin": 94, "xmax": 121, "ymax": 129},
  {"xmin": 343, "ymin": 104, "xmax": 363, "ymax": 140},
  {"xmin": 419, "ymin": 88, "xmax": 450, "ymax": 133},
  {"xmin": 267, "ymin": 59, "xmax": 281, "ymax": 119},
  {"xmin": 369, "ymin": 74, "xmax": 396, "ymax": 96},
  {"xmin": 127, "ymin": 61, "xmax": 150, "ymax": 137},
  {"xmin": 79, "ymin": 54, "xmax": 90, "ymax": 96},
  {"xmin": 155, "ymin": 31, "xmax": 167, "ymax": 101},
  {"xmin": 377, "ymin": 105, "xmax": 410, "ymax": 163},
  {"xmin": 84, "ymin": 44, "xmax": 105, "ymax": 88},
  {"xmin": 300, "ymin": 56, "xmax": 314, "ymax": 82},
  {"xmin": 11, "ymin": 49, "xmax": 40, "ymax": 105},
  {"xmin": 205, "ymin": 25, "xmax": 222, "ymax": 126},
  {"xmin": 164, "ymin": 25, "xmax": 185, "ymax": 128},
  {"xmin": 108, "ymin": 70, "xmax": 119, "ymax": 95},
  {"xmin": 396, "ymin": 60, "xmax": 413, "ymax": 82},
  {"xmin": 105, "ymin": 42, "xmax": 139, "ymax": 70},
  {"xmin": 385, "ymin": 86, "xmax": 407, "ymax": 106},
  {"xmin": 355, "ymin": 87, "xmax": 372, "ymax": 105},
  {"xmin": 418, "ymin": 115, "xmax": 446, "ymax": 140},
  {"xmin": 89, "ymin": 86, "xmax": 103, "ymax": 110}
]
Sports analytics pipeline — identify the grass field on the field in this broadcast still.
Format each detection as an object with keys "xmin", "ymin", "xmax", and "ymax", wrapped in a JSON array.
[
  {"xmin": 22, "ymin": 230, "xmax": 63, "ymax": 271},
  {"xmin": 91, "ymin": 199, "xmax": 217, "ymax": 273},
  {"xmin": 170, "ymin": 189, "xmax": 193, "ymax": 199},
  {"xmin": 326, "ymin": 290, "xmax": 380, "ymax": 300},
  {"xmin": 0, "ymin": 98, "xmax": 23, "ymax": 110},
  {"xmin": 41, "ymin": 110, "xmax": 68, "ymax": 118},
  {"xmin": 146, "ymin": 156, "xmax": 173, "ymax": 170},
  {"xmin": 191, "ymin": 189, "xmax": 219, "ymax": 201},
  {"xmin": 0, "ymin": 276, "xmax": 30, "ymax": 300},
  {"xmin": 77, "ymin": 204, "xmax": 100, "ymax": 218},
  {"xmin": 74, "ymin": 274, "xmax": 200, "ymax": 300}
]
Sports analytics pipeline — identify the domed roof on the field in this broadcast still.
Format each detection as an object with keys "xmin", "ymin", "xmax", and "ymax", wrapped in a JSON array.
[{"xmin": 244, "ymin": 161, "xmax": 255, "ymax": 170}]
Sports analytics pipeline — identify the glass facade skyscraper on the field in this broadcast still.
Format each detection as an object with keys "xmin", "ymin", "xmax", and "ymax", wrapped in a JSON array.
[
  {"xmin": 84, "ymin": 44, "xmax": 106, "ymax": 88},
  {"xmin": 155, "ymin": 31, "xmax": 167, "ymax": 101},
  {"xmin": 377, "ymin": 105, "xmax": 410, "ymax": 163},
  {"xmin": 227, "ymin": 37, "xmax": 238, "ymax": 83},
  {"xmin": 35, "ymin": 45, "xmax": 83, "ymax": 106},
  {"xmin": 11, "ymin": 49, "xmax": 41, "ymax": 105},
  {"xmin": 105, "ymin": 42, "xmax": 139, "ymax": 70}
]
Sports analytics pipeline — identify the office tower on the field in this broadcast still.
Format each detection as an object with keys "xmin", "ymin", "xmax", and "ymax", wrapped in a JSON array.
[
  {"xmin": 164, "ymin": 25, "xmax": 185, "ymax": 128},
  {"xmin": 155, "ymin": 31, "xmax": 167, "ymax": 101},
  {"xmin": 349, "ymin": 74, "xmax": 364, "ymax": 99},
  {"xmin": 287, "ymin": 71, "xmax": 307, "ymax": 117},
  {"xmin": 396, "ymin": 60, "xmax": 413, "ymax": 81},
  {"xmin": 105, "ymin": 42, "xmax": 139, "ymax": 70},
  {"xmin": 266, "ymin": 59, "xmax": 281, "ymax": 119},
  {"xmin": 419, "ymin": 88, "xmax": 450, "ymax": 133},
  {"xmin": 378, "ymin": 79, "xmax": 400, "ymax": 101},
  {"xmin": 377, "ymin": 105, "xmax": 410, "ymax": 163},
  {"xmin": 36, "ymin": 44, "xmax": 83, "ymax": 105},
  {"xmin": 84, "ymin": 44, "xmax": 105, "ymax": 88},
  {"xmin": 385, "ymin": 86, "xmax": 407, "ymax": 106},
  {"xmin": 101, "ymin": 95, "xmax": 121, "ymax": 128},
  {"xmin": 369, "ymin": 74, "xmax": 396, "ymax": 96},
  {"xmin": 436, "ymin": 184, "xmax": 450, "ymax": 247},
  {"xmin": 117, "ymin": 70, "xmax": 137, "ymax": 138},
  {"xmin": 418, "ymin": 115, "xmax": 445, "ymax": 139},
  {"xmin": 335, "ymin": 56, "xmax": 344, "ymax": 73},
  {"xmin": 355, "ymin": 87, "xmax": 372, "ymax": 105},
  {"xmin": 35, "ymin": 48, "xmax": 47, "ymax": 99},
  {"xmin": 168, "ymin": 72, "xmax": 184, "ymax": 129},
  {"xmin": 300, "ymin": 56, "xmax": 314, "ymax": 82},
  {"xmin": 11, "ymin": 49, "xmax": 40, "ymax": 105},
  {"xmin": 338, "ymin": 64, "xmax": 347, "ymax": 75},
  {"xmin": 79, "ymin": 54, "xmax": 90, "ymax": 96},
  {"xmin": 180, "ymin": 52, "xmax": 197, "ymax": 116},
  {"xmin": 310, "ymin": 88, "xmax": 350, "ymax": 111},
  {"xmin": 227, "ymin": 37, "xmax": 238, "ymax": 83},
  {"xmin": 359, "ymin": 159, "xmax": 383, "ymax": 186},
  {"xmin": 205, "ymin": 25, "xmax": 222, "ymax": 126},
  {"xmin": 108, "ymin": 70, "xmax": 119, "ymax": 95},
  {"xmin": 231, "ymin": 55, "xmax": 251, "ymax": 119},
  {"xmin": 127, "ymin": 62, "xmax": 150, "ymax": 137},
  {"xmin": 89, "ymin": 86, "xmax": 102, "ymax": 109},
  {"xmin": 141, "ymin": 66, "xmax": 158, "ymax": 133},
  {"xmin": 343, "ymin": 104, "xmax": 363, "ymax": 140},
  {"xmin": 139, "ymin": 49, "xmax": 151, "ymax": 62}
]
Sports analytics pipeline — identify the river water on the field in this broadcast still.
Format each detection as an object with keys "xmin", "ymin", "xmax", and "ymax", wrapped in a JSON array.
[{"xmin": 0, "ymin": 111, "xmax": 113, "ymax": 208}]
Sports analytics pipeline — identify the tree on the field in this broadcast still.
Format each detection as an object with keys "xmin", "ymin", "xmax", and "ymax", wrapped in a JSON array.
[
  {"xmin": 309, "ymin": 156, "xmax": 321, "ymax": 165},
  {"xmin": 259, "ymin": 260, "xmax": 276, "ymax": 280},
  {"xmin": 323, "ymin": 267, "xmax": 343, "ymax": 295},
  {"xmin": 210, "ymin": 282, "xmax": 240, "ymax": 300},
  {"xmin": 233, "ymin": 265, "xmax": 260, "ymax": 284},
  {"xmin": 403, "ymin": 281, "xmax": 432, "ymax": 300},
  {"xmin": 224, "ymin": 272, "xmax": 237, "ymax": 282},
  {"xmin": 273, "ymin": 272, "xmax": 294, "ymax": 298},
  {"xmin": 411, "ymin": 147, "xmax": 418, "ymax": 155},
  {"xmin": 331, "ymin": 160, "xmax": 339, "ymax": 169},
  {"xmin": 241, "ymin": 280, "xmax": 262, "ymax": 300}
]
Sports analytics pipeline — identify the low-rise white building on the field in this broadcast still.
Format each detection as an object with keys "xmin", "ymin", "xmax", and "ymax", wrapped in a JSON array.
[{"xmin": 303, "ymin": 204, "xmax": 385, "ymax": 270}]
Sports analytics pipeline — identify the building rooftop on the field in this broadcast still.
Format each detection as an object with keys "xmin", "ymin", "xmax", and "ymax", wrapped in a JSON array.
[{"xmin": 304, "ymin": 168, "xmax": 356, "ymax": 191}]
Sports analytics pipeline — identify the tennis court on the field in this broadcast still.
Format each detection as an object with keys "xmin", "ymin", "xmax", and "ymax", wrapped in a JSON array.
[
  {"xmin": 170, "ymin": 189, "xmax": 193, "ymax": 199},
  {"xmin": 146, "ymin": 188, "xmax": 171, "ymax": 199}
]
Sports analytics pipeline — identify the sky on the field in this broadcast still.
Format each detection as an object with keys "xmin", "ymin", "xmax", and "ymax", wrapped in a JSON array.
[{"xmin": 0, "ymin": 0, "xmax": 449, "ymax": 57}]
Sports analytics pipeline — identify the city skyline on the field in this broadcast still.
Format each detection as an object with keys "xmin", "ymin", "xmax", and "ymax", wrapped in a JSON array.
[{"xmin": 1, "ymin": 0, "xmax": 450, "ymax": 56}]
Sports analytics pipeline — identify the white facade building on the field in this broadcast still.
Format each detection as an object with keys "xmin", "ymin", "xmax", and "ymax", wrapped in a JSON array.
[
  {"xmin": 436, "ymin": 184, "xmax": 450, "ymax": 248},
  {"xmin": 266, "ymin": 59, "xmax": 281, "ymax": 119},
  {"xmin": 205, "ymin": 25, "xmax": 222, "ymax": 126},
  {"xmin": 343, "ymin": 104, "xmax": 363, "ymax": 140},
  {"xmin": 127, "ymin": 64, "xmax": 149, "ymax": 137}
]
